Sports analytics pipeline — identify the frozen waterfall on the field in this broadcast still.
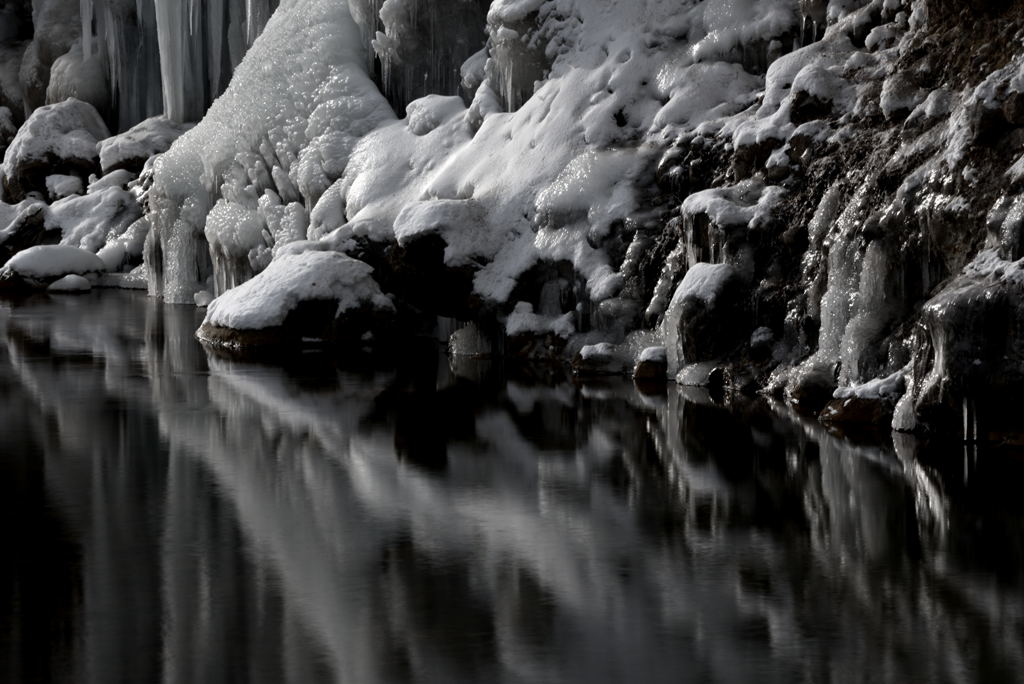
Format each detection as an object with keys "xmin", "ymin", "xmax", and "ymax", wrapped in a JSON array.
[{"xmin": 78, "ymin": 0, "xmax": 279, "ymax": 128}]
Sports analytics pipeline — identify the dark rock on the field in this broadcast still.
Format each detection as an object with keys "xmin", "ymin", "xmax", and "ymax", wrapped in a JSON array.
[
  {"xmin": 505, "ymin": 330, "xmax": 568, "ymax": 365},
  {"xmin": 675, "ymin": 263, "xmax": 748, "ymax": 364},
  {"xmin": 197, "ymin": 300, "xmax": 398, "ymax": 354},
  {"xmin": 1003, "ymin": 89, "xmax": 1024, "ymax": 126},
  {"xmin": 572, "ymin": 342, "xmax": 627, "ymax": 377},
  {"xmin": 902, "ymin": 264, "xmax": 1024, "ymax": 440},
  {"xmin": 820, "ymin": 395, "xmax": 897, "ymax": 428},
  {"xmin": 785, "ymin": 363, "xmax": 837, "ymax": 415},
  {"xmin": 633, "ymin": 346, "xmax": 667, "ymax": 382},
  {"xmin": 383, "ymin": 232, "xmax": 480, "ymax": 320}
]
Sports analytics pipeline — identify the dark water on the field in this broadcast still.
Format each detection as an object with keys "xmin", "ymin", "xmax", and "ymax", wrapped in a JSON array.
[{"xmin": 1, "ymin": 291, "xmax": 1022, "ymax": 684}]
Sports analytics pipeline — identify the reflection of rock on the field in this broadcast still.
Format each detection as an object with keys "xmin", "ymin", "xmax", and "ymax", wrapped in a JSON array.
[
  {"xmin": 821, "ymin": 395, "xmax": 896, "ymax": 433},
  {"xmin": 3, "ymin": 290, "xmax": 1024, "ymax": 683}
]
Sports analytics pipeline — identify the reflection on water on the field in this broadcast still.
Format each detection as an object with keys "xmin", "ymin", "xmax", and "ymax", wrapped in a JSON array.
[{"xmin": 1, "ymin": 291, "xmax": 1023, "ymax": 684}]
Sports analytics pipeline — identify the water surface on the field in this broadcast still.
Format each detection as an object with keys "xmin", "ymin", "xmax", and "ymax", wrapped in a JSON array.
[{"xmin": 1, "ymin": 291, "xmax": 1022, "ymax": 683}]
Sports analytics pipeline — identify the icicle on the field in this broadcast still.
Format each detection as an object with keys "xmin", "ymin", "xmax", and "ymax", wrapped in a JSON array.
[
  {"xmin": 81, "ymin": 0, "xmax": 95, "ymax": 58},
  {"xmin": 208, "ymin": 0, "xmax": 226, "ymax": 97},
  {"xmin": 154, "ymin": 0, "xmax": 188, "ymax": 122}
]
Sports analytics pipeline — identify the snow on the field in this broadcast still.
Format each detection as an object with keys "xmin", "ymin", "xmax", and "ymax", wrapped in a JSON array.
[
  {"xmin": 148, "ymin": 0, "xmax": 395, "ymax": 303},
  {"xmin": 638, "ymin": 346, "xmax": 667, "ymax": 363},
  {"xmin": 833, "ymin": 370, "xmax": 906, "ymax": 400},
  {"xmin": 97, "ymin": 116, "xmax": 191, "ymax": 173},
  {"xmin": 672, "ymin": 262, "xmax": 737, "ymax": 306},
  {"xmin": 487, "ymin": 0, "xmax": 547, "ymax": 24},
  {"xmin": 45, "ymin": 174, "xmax": 84, "ymax": 200},
  {"xmin": 0, "ymin": 199, "xmax": 45, "ymax": 240},
  {"xmin": 652, "ymin": 61, "xmax": 762, "ymax": 131},
  {"xmin": 47, "ymin": 187, "xmax": 143, "ymax": 253},
  {"xmin": 147, "ymin": 0, "xmax": 826, "ymax": 312},
  {"xmin": 580, "ymin": 342, "xmax": 616, "ymax": 361},
  {"xmin": 87, "ymin": 169, "xmax": 136, "ymax": 193},
  {"xmin": 5, "ymin": 244, "xmax": 106, "ymax": 278},
  {"xmin": 879, "ymin": 72, "xmax": 924, "ymax": 119},
  {"xmin": 204, "ymin": 250, "xmax": 393, "ymax": 330},
  {"xmin": 691, "ymin": 0, "xmax": 798, "ymax": 64},
  {"xmin": 505, "ymin": 301, "xmax": 575, "ymax": 338},
  {"xmin": 47, "ymin": 273, "xmax": 92, "ymax": 292}
]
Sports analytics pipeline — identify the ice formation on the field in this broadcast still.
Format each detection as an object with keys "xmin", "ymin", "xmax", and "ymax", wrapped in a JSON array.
[
  {"xmin": 77, "ymin": 0, "xmax": 279, "ymax": 128},
  {"xmin": 1, "ymin": 0, "xmax": 1024, "ymax": 437},
  {"xmin": 145, "ymin": 0, "xmax": 394, "ymax": 303}
]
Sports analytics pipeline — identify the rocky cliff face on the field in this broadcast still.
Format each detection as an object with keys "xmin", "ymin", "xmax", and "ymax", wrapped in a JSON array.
[{"xmin": 2, "ymin": 0, "xmax": 1023, "ymax": 442}]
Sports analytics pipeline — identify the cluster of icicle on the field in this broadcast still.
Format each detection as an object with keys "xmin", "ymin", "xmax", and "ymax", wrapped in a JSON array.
[{"xmin": 78, "ymin": 0, "xmax": 278, "ymax": 127}]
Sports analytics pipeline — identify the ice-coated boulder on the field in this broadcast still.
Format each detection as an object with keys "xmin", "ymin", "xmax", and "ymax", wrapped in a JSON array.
[
  {"xmin": 0, "ymin": 243, "xmax": 106, "ymax": 291},
  {"xmin": 197, "ymin": 250, "xmax": 395, "ymax": 350},
  {"xmin": 98, "ymin": 116, "xmax": 192, "ymax": 174},
  {"xmin": 1, "ymin": 98, "xmax": 109, "ymax": 201}
]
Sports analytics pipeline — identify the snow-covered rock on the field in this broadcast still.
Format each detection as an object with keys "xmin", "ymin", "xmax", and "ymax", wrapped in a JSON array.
[
  {"xmin": 97, "ymin": 116, "xmax": 192, "ymax": 174},
  {"xmin": 669, "ymin": 263, "xmax": 748, "ymax": 366},
  {"xmin": 45, "ymin": 173, "xmax": 83, "ymax": 200},
  {"xmin": 1, "ymin": 98, "xmax": 109, "ymax": 201},
  {"xmin": 0, "ymin": 198, "xmax": 50, "ymax": 265},
  {"xmin": 87, "ymin": 169, "xmax": 136, "ymax": 194},
  {"xmin": 0, "ymin": 243, "xmax": 106, "ymax": 291},
  {"xmin": 47, "ymin": 187, "xmax": 143, "ymax": 253},
  {"xmin": 633, "ymin": 345, "xmax": 668, "ymax": 382},
  {"xmin": 198, "ymin": 250, "xmax": 394, "ymax": 350}
]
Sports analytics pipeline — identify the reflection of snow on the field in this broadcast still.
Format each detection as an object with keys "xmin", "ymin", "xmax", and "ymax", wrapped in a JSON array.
[{"xmin": 3, "ymin": 292, "xmax": 1023, "ymax": 683}]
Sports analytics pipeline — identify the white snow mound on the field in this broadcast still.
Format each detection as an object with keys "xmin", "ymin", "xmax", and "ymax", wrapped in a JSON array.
[
  {"xmin": 5, "ymin": 245, "xmax": 106, "ymax": 279},
  {"xmin": 204, "ymin": 250, "xmax": 392, "ymax": 330}
]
